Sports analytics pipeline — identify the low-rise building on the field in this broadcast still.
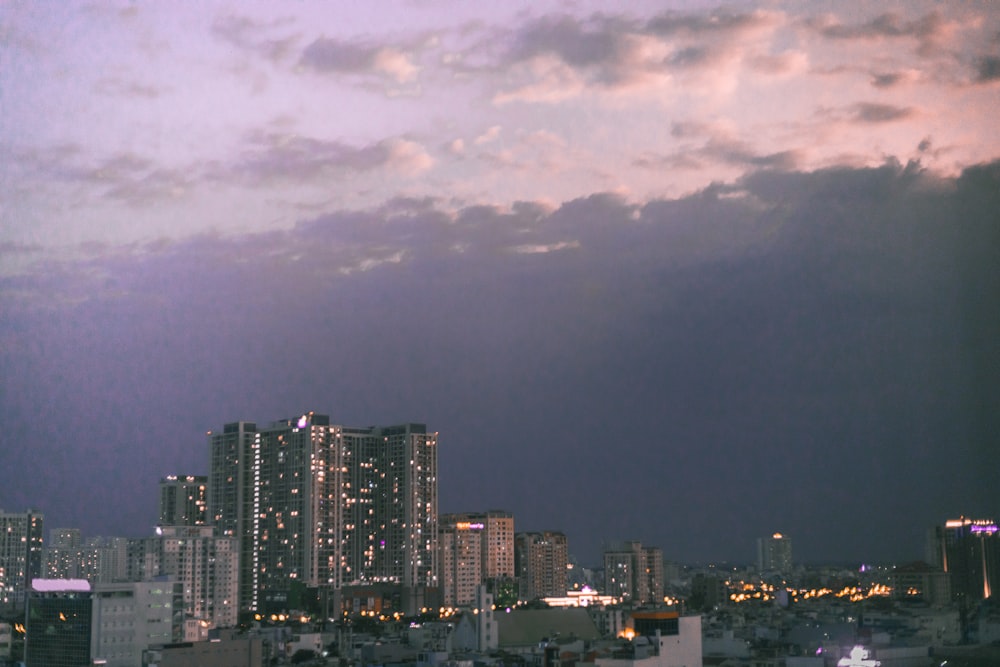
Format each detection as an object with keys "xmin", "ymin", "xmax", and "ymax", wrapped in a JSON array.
[
  {"xmin": 145, "ymin": 628, "xmax": 264, "ymax": 667},
  {"xmin": 26, "ymin": 578, "xmax": 180, "ymax": 667}
]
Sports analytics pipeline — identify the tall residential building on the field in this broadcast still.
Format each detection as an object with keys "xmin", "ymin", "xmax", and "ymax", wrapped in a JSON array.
[
  {"xmin": 209, "ymin": 413, "xmax": 438, "ymax": 613},
  {"xmin": 132, "ymin": 526, "xmax": 238, "ymax": 629},
  {"xmin": 476, "ymin": 510, "xmax": 516, "ymax": 581},
  {"xmin": 0, "ymin": 508, "xmax": 44, "ymax": 606},
  {"xmin": 929, "ymin": 517, "xmax": 999, "ymax": 606},
  {"xmin": 603, "ymin": 541, "xmax": 664, "ymax": 604},
  {"xmin": 757, "ymin": 533, "xmax": 793, "ymax": 573},
  {"xmin": 440, "ymin": 515, "xmax": 484, "ymax": 607},
  {"xmin": 208, "ymin": 420, "xmax": 258, "ymax": 611},
  {"xmin": 515, "ymin": 531, "xmax": 568, "ymax": 601},
  {"xmin": 158, "ymin": 475, "xmax": 209, "ymax": 526},
  {"xmin": 439, "ymin": 510, "xmax": 515, "ymax": 608}
]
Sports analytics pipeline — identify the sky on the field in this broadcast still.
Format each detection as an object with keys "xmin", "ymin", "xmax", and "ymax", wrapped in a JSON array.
[{"xmin": 1, "ymin": 1, "xmax": 998, "ymax": 567}]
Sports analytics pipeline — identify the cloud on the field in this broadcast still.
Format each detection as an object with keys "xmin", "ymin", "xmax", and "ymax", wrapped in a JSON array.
[
  {"xmin": 227, "ymin": 131, "xmax": 433, "ymax": 185},
  {"xmin": 974, "ymin": 55, "xmax": 1000, "ymax": 82},
  {"xmin": 511, "ymin": 240, "xmax": 580, "ymax": 254},
  {"xmin": 506, "ymin": 14, "xmax": 632, "ymax": 69},
  {"xmin": 0, "ymin": 241, "xmax": 43, "ymax": 257},
  {"xmin": 637, "ymin": 125, "xmax": 804, "ymax": 173},
  {"xmin": 645, "ymin": 9, "xmax": 782, "ymax": 37},
  {"xmin": 807, "ymin": 10, "xmax": 953, "ymax": 56},
  {"xmin": 747, "ymin": 50, "xmax": 808, "ymax": 76},
  {"xmin": 490, "ymin": 9, "xmax": 784, "ymax": 102},
  {"xmin": 868, "ymin": 70, "xmax": 921, "ymax": 88},
  {"xmin": 299, "ymin": 36, "xmax": 419, "ymax": 83},
  {"xmin": 474, "ymin": 126, "xmax": 502, "ymax": 145},
  {"xmin": 850, "ymin": 102, "xmax": 918, "ymax": 124},
  {"xmin": 13, "ymin": 146, "xmax": 192, "ymax": 206},
  {"xmin": 212, "ymin": 14, "xmax": 299, "ymax": 63}
]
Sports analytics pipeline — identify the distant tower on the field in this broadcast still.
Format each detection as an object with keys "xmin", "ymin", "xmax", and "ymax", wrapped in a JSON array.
[
  {"xmin": 515, "ymin": 531, "xmax": 568, "ymax": 600},
  {"xmin": 158, "ymin": 475, "xmax": 209, "ymax": 527},
  {"xmin": 603, "ymin": 541, "xmax": 664, "ymax": 604},
  {"xmin": 757, "ymin": 533, "xmax": 793, "ymax": 573}
]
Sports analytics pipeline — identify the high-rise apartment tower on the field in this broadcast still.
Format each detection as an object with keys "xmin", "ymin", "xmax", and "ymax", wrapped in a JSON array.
[
  {"xmin": 515, "ymin": 531, "xmax": 568, "ymax": 601},
  {"xmin": 209, "ymin": 414, "xmax": 438, "ymax": 612}
]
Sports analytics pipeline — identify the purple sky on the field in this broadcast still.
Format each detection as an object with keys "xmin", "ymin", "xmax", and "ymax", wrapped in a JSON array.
[{"xmin": 2, "ymin": 1, "xmax": 998, "ymax": 566}]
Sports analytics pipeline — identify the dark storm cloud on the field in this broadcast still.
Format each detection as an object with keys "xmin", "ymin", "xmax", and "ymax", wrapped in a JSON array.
[{"xmin": 2, "ymin": 161, "xmax": 998, "ymax": 563}]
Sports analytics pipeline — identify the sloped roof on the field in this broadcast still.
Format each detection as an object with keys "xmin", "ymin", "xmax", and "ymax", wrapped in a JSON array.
[{"xmin": 497, "ymin": 608, "xmax": 601, "ymax": 648}]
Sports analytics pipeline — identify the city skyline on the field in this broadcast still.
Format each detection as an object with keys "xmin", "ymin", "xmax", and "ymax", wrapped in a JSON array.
[{"xmin": 2, "ymin": 2, "xmax": 999, "ymax": 567}]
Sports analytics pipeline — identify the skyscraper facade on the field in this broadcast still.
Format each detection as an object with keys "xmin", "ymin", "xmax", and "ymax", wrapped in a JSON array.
[
  {"xmin": 209, "ymin": 414, "xmax": 438, "ymax": 612},
  {"xmin": 0, "ymin": 508, "xmax": 44, "ymax": 606},
  {"xmin": 515, "ymin": 531, "xmax": 568, "ymax": 601},
  {"xmin": 158, "ymin": 475, "xmax": 209, "ymax": 527}
]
